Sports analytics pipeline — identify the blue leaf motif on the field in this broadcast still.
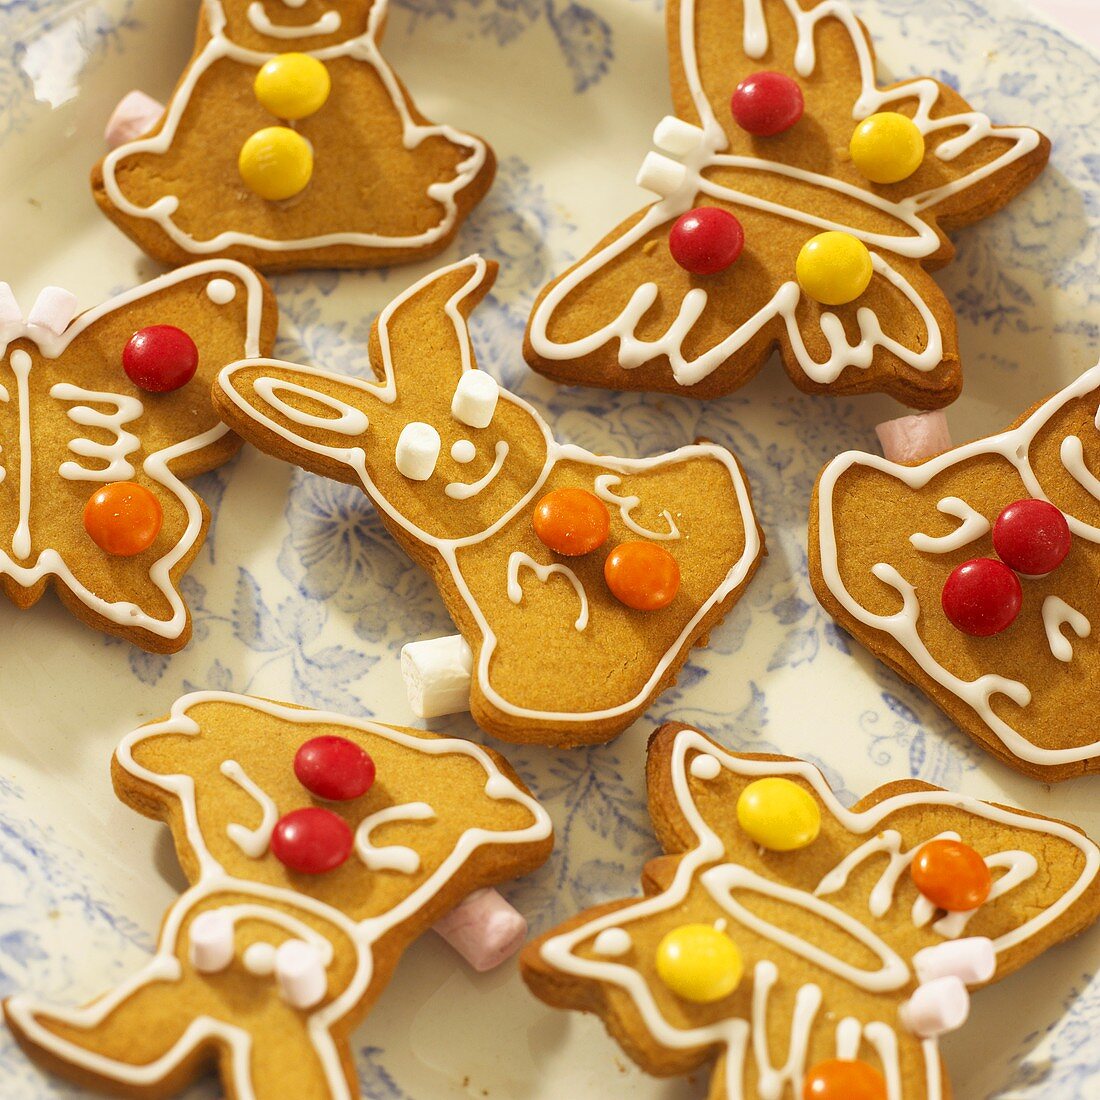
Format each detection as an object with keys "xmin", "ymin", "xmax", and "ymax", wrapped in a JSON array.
[
  {"xmin": 233, "ymin": 569, "xmax": 286, "ymax": 652},
  {"xmin": 547, "ymin": 1, "xmax": 612, "ymax": 92},
  {"xmin": 767, "ymin": 626, "xmax": 819, "ymax": 671}
]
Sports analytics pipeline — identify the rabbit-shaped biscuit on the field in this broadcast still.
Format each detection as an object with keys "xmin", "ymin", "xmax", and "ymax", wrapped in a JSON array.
[
  {"xmin": 215, "ymin": 255, "xmax": 765, "ymax": 747},
  {"xmin": 0, "ymin": 261, "xmax": 276, "ymax": 651},
  {"xmin": 4, "ymin": 692, "xmax": 552, "ymax": 1100},
  {"xmin": 522, "ymin": 723, "xmax": 1100, "ymax": 1100},
  {"xmin": 93, "ymin": 0, "xmax": 494, "ymax": 272},
  {"xmin": 525, "ymin": 0, "xmax": 1048, "ymax": 408},
  {"xmin": 810, "ymin": 362, "xmax": 1100, "ymax": 781}
]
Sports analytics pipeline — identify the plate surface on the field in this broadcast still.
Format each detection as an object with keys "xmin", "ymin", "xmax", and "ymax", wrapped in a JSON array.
[{"xmin": 0, "ymin": 0, "xmax": 1098, "ymax": 1096}]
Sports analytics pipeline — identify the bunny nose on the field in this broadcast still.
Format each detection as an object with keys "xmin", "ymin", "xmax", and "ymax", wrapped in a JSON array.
[{"xmin": 275, "ymin": 939, "xmax": 327, "ymax": 1009}]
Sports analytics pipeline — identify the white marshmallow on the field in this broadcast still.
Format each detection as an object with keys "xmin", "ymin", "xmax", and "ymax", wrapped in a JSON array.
[
  {"xmin": 104, "ymin": 90, "xmax": 165, "ymax": 148},
  {"xmin": 899, "ymin": 975, "xmax": 970, "ymax": 1038},
  {"xmin": 401, "ymin": 634, "xmax": 473, "ymax": 718},
  {"xmin": 450, "ymin": 371, "xmax": 499, "ymax": 429},
  {"xmin": 432, "ymin": 888, "xmax": 528, "ymax": 972},
  {"xmin": 636, "ymin": 152, "xmax": 687, "ymax": 198},
  {"xmin": 395, "ymin": 422, "xmax": 441, "ymax": 481},
  {"xmin": 275, "ymin": 939, "xmax": 327, "ymax": 1009},
  {"xmin": 914, "ymin": 937, "xmax": 996, "ymax": 986},
  {"xmin": 875, "ymin": 410, "xmax": 952, "ymax": 463},
  {"xmin": 189, "ymin": 911, "xmax": 235, "ymax": 973},
  {"xmin": 27, "ymin": 287, "xmax": 78, "ymax": 336},
  {"xmin": 0, "ymin": 283, "xmax": 21, "ymax": 325},
  {"xmin": 653, "ymin": 115, "xmax": 706, "ymax": 156}
]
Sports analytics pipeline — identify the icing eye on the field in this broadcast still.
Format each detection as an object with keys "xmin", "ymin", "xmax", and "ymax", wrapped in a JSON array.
[
  {"xmin": 451, "ymin": 371, "xmax": 498, "ymax": 429},
  {"xmin": 668, "ymin": 208, "xmax": 745, "ymax": 276},
  {"xmin": 911, "ymin": 839, "xmax": 992, "ymax": 912},
  {"xmin": 83, "ymin": 482, "xmax": 163, "ymax": 557},
  {"xmin": 802, "ymin": 1059, "xmax": 887, "ymax": 1100},
  {"xmin": 796, "ymin": 232, "xmax": 873, "ymax": 306},
  {"xmin": 850, "ymin": 112, "xmax": 925, "ymax": 185},
  {"xmin": 730, "ymin": 70, "xmax": 804, "ymax": 136},
  {"xmin": 188, "ymin": 910, "xmax": 235, "ymax": 973},
  {"xmin": 271, "ymin": 807, "xmax": 353, "ymax": 874},
  {"xmin": 254, "ymin": 52, "xmax": 331, "ymax": 121},
  {"xmin": 451, "ymin": 439, "xmax": 476, "ymax": 463},
  {"xmin": 604, "ymin": 541, "xmax": 680, "ymax": 610},
  {"xmin": 533, "ymin": 488, "xmax": 610, "ymax": 556},
  {"xmin": 655, "ymin": 924, "xmax": 743, "ymax": 1003},
  {"xmin": 123, "ymin": 325, "xmax": 198, "ymax": 392},
  {"xmin": 736, "ymin": 777, "xmax": 821, "ymax": 851},
  {"xmin": 294, "ymin": 735, "xmax": 375, "ymax": 801},
  {"xmin": 395, "ymin": 421, "xmax": 441, "ymax": 481},
  {"xmin": 992, "ymin": 499, "xmax": 1071, "ymax": 576},
  {"xmin": 239, "ymin": 126, "xmax": 313, "ymax": 201},
  {"xmin": 941, "ymin": 557, "xmax": 1022, "ymax": 636}
]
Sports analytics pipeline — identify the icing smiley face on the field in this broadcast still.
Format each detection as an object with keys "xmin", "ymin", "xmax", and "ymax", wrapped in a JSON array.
[
  {"xmin": 811, "ymin": 361, "xmax": 1100, "ymax": 780},
  {"xmin": 3, "ymin": 693, "xmax": 552, "ymax": 1100},
  {"xmin": 522, "ymin": 724, "xmax": 1100, "ymax": 1100},
  {"xmin": 216, "ymin": 256, "xmax": 766, "ymax": 747},
  {"xmin": 212, "ymin": 0, "xmax": 377, "ymax": 50},
  {"xmin": 524, "ymin": 0, "xmax": 1049, "ymax": 407}
]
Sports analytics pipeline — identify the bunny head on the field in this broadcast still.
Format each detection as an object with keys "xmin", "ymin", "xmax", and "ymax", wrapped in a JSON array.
[
  {"xmin": 5, "ymin": 885, "xmax": 367, "ymax": 1100},
  {"xmin": 208, "ymin": 0, "xmax": 378, "ymax": 50},
  {"xmin": 216, "ymin": 257, "xmax": 552, "ymax": 545},
  {"xmin": 811, "ymin": 362, "xmax": 1100, "ymax": 781},
  {"xmin": 113, "ymin": 693, "xmax": 553, "ymax": 928},
  {"xmin": 523, "ymin": 724, "xmax": 1100, "ymax": 1099}
]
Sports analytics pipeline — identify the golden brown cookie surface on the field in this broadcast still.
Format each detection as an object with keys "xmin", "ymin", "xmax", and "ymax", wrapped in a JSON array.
[
  {"xmin": 215, "ymin": 255, "xmax": 766, "ymax": 746},
  {"xmin": 524, "ymin": 0, "xmax": 1049, "ymax": 408},
  {"xmin": 0, "ymin": 261, "xmax": 276, "ymax": 652},
  {"xmin": 92, "ymin": 0, "xmax": 495, "ymax": 272},
  {"xmin": 810, "ymin": 362, "xmax": 1100, "ymax": 781},
  {"xmin": 4, "ymin": 692, "xmax": 553, "ymax": 1099},
  {"xmin": 523, "ymin": 723, "xmax": 1100, "ymax": 1099}
]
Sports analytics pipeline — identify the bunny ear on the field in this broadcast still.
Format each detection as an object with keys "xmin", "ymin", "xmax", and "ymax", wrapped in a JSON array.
[{"xmin": 370, "ymin": 253, "xmax": 498, "ymax": 398}]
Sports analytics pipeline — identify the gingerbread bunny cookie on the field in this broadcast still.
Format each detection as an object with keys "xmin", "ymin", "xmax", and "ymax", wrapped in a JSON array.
[
  {"xmin": 215, "ymin": 255, "xmax": 764, "ymax": 747},
  {"xmin": 810, "ymin": 361, "xmax": 1100, "ymax": 782},
  {"xmin": 0, "ymin": 261, "xmax": 276, "ymax": 652},
  {"xmin": 523, "ymin": 723, "xmax": 1100, "ymax": 1100},
  {"xmin": 4, "ymin": 692, "xmax": 552, "ymax": 1100},
  {"xmin": 93, "ymin": 0, "xmax": 494, "ymax": 272},
  {"xmin": 525, "ymin": 0, "xmax": 1048, "ymax": 408}
]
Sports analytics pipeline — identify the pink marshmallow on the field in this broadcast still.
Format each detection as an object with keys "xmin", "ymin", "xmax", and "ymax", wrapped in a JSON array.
[
  {"xmin": 875, "ymin": 410, "xmax": 952, "ymax": 464},
  {"xmin": 899, "ymin": 975, "xmax": 970, "ymax": 1038},
  {"xmin": 432, "ymin": 888, "xmax": 528, "ymax": 972},
  {"xmin": 27, "ymin": 287, "xmax": 78, "ymax": 336},
  {"xmin": 914, "ymin": 937, "xmax": 996, "ymax": 986},
  {"xmin": 0, "ymin": 283, "xmax": 21, "ymax": 326},
  {"xmin": 104, "ymin": 90, "xmax": 165, "ymax": 149}
]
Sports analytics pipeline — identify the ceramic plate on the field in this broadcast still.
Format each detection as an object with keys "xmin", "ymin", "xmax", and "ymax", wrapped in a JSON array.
[{"xmin": 0, "ymin": 0, "xmax": 1097, "ymax": 1096}]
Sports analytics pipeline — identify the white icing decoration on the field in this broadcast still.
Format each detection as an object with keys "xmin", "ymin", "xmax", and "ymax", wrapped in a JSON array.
[
  {"xmin": 205, "ymin": 278, "xmax": 237, "ymax": 304},
  {"xmin": 538, "ymin": 729, "xmax": 1099, "ymax": 1100},
  {"xmin": 689, "ymin": 753, "xmax": 721, "ymax": 779},
  {"xmin": 909, "ymin": 497, "xmax": 990, "ymax": 553},
  {"xmin": 99, "ymin": 1, "xmax": 488, "ymax": 257},
  {"xmin": 1060, "ymin": 435, "xmax": 1100, "ymax": 502},
  {"xmin": 6, "ymin": 693, "xmax": 552, "ymax": 1097},
  {"xmin": 816, "ymin": 360, "xmax": 1100, "ymax": 766},
  {"xmin": 0, "ymin": 260, "xmax": 266, "ymax": 639},
  {"xmin": 506, "ymin": 552, "xmax": 589, "ymax": 632},
  {"xmin": 751, "ymin": 963, "xmax": 821, "ymax": 1100},
  {"xmin": 591, "ymin": 928, "xmax": 632, "ymax": 957},
  {"xmin": 594, "ymin": 474, "xmax": 680, "ymax": 540},
  {"xmin": 252, "ymin": 378, "xmax": 368, "ymax": 435},
  {"xmin": 450, "ymin": 439, "xmax": 475, "ymax": 463},
  {"xmin": 528, "ymin": 0, "xmax": 1040, "ymax": 388},
  {"xmin": 1042, "ymin": 596, "xmax": 1090, "ymax": 663},
  {"xmin": 218, "ymin": 255, "xmax": 762, "ymax": 727},
  {"xmin": 246, "ymin": 1, "xmax": 340, "ymax": 38},
  {"xmin": 220, "ymin": 760, "xmax": 279, "ymax": 858},
  {"xmin": 445, "ymin": 439, "xmax": 508, "ymax": 499},
  {"xmin": 354, "ymin": 801, "xmax": 435, "ymax": 874},
  {"xmin": 242, "ymin": 941, "xmax": 276, "ymax": 976},
  {"xmin": 50, "ymin": 384, "xmax": 143, "ymax": 482},
  {"xmin": 0, "ymin": 380, "xmax": 7, "ymax": 485}
]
